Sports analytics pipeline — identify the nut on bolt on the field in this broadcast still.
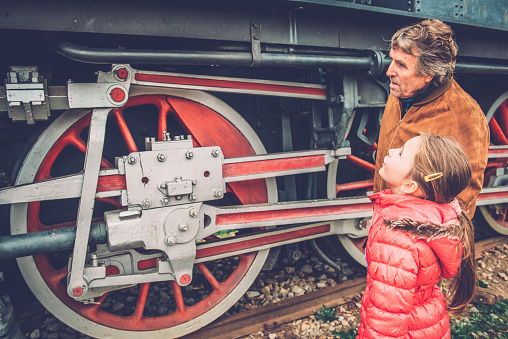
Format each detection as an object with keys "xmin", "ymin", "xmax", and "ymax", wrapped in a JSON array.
[
  {"xmin": 189, "ymin": 193, "xmax": 197, "ymax": 201},
  {"xmin": 211, "ymin": 149, "xmax": 220, "ymax": 157},
  {"xmin": 165, "ymin": 236, "xmax": 177, "ymax": 246},
  {"xmin": 179, "ymin": 223, "xmax": 189, "ymax": 232},
  {"xmin": 189, "ymin": 208, "xmax": 198, "ymax": 217},
  {"xmin": 157, "ymin": 153, "xmax": 166, "ymax": 162},
  {"xmin": 185, "ymin": 150, "xmax": 194, "ymax": 159},
  {"xmin": 161, "ymin": 197, "xmax": 170, "ymax": 205},
  {"xmin": 214, "ymin": 190, "xmax": 223, "ymax": 198},
  {"xmin": 142, "ymin": 199, "xmax": 152, "ymax": 208},
  {"xmin": 127, "ymin": 155, "xmax": 137, "ymax": 164}
]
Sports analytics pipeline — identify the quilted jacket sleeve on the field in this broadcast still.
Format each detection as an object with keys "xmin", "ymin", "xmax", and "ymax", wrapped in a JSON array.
[{"xmin": 362, "ymin": 225, "xmax": 418, "ymax": 337}]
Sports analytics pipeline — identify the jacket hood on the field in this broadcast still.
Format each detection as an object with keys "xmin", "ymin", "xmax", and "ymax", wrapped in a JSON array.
[{"xmin": 370, "ymin": 190, "xmax": 458, "ymax": 227}]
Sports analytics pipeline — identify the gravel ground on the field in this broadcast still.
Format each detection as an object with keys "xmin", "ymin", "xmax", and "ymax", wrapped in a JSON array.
[{"xmin": 10, "ymin": 239, "xmax": 508, "ymax": 339}]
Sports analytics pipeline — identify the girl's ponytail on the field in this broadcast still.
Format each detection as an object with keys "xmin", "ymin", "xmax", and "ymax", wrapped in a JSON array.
[{"xmin": 447, "ymin": 211, "xmax": 477, "ymax": 317}]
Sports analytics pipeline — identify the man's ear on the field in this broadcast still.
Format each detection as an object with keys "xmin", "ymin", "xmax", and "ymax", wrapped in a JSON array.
[
  {"xmin": 401, "ymin": 179, "xmax": 419, "ymax": 195},
  {"xmin": 425, "ymin": 75, "xmax": 434, "ymax": 84}
]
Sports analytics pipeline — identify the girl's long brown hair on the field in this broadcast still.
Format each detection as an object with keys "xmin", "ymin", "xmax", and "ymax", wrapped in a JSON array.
[{"xmin": 409, "ymin": 133, "xmax": 477, "ymax": 317}]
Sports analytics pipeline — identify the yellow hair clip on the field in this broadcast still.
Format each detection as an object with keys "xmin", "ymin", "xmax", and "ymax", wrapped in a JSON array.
[{"xmin": 424, "ymin": 172, "xmax": 443, "ymax": 182}]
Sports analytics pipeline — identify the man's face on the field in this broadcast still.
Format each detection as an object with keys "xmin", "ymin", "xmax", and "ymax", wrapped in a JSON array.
[{"xmin": 386, "ymin": 46, "xmax": 433, "ymax": 99}]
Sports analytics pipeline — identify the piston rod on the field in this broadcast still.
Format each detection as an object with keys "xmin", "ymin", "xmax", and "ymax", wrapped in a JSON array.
[{"xmin": 0, "ymin": 222, "xmax": 107, "ymax": 261}]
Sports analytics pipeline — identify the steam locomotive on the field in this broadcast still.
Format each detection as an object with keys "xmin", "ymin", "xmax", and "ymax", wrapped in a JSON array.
[{"xmin": 0, "ymin": 1, "xmax": 507, "ymax": 337}]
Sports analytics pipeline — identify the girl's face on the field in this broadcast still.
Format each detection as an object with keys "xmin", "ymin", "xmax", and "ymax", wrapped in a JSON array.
[{"xmin": 379, "ymin": 136, "xmax": 421, "ymax": 194}]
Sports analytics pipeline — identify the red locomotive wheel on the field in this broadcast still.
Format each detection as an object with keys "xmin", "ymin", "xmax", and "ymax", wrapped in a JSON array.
[
  {"xmin": 11, "ymin": 91, "xmax": 276, "ymax": 338},
  {"xmin": 481, "ymin": 91, "xmax": 508, "ymax": 235}
]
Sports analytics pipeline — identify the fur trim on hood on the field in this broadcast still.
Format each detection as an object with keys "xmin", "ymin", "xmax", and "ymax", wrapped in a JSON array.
[{"xmin": 384, "ymin": 218, "xmax": 464, "ymax": 241}]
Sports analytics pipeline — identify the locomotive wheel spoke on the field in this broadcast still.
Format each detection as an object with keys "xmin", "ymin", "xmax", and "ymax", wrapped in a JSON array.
[
  {"xmin": 130, "ymin": 283, "xmax": 149, "ymax": 321},
  {"xmin": 197, "ymin": 262, "xmax": 222, "ymax": 292},
  {"xmin": 111, "ymin": 110, "xmax": 138, "ymax": 153}
]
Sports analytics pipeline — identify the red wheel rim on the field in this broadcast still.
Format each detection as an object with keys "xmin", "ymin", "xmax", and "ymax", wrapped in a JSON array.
[
  {"xmin": 485, "ymin": 99, "xmax": 508, "ymax": 230},
  {"xmin": 27, "ymin": 95, "xmax": 268, "ymax": 330}
]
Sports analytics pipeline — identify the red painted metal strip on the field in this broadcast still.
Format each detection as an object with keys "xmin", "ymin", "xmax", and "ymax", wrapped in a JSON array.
[
  {"xmin": 223, "ymin": 155, "xmax": 325, "ymax": 179},
  {"xmin": 135, "ymin": 73, "xmax": 326, "ymax": 98},
  {"xmin": 477, "ymin": 191, "xmax": 508, "ymax": 202},
  {"xmin": 216, "ymin": 202, "xmax": 372, "ymax": 226},
  {"xmin": 196, "ymin": 224, "xmax": 331, "ymax": 259},
  {"xmin": 96, "ymin": 175, "xmax": 127, "ymax": 192}
]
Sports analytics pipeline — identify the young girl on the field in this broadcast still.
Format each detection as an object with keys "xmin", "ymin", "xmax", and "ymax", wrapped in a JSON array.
[{"xmin": 357, "ymin": 133, "xmax": 477, "ymax": 339}]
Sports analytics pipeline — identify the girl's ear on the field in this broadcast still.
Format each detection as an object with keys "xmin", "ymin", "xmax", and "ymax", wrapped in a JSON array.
[{"xmin": 401, "ymin": 179, "xmax": 420, "ymax": 195}]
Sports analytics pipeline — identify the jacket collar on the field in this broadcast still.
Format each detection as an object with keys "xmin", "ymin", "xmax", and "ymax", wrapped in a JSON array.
[
  {"xmin": 413, "ymin": 78, "xmax": 453, "ymax": 107},
  {"xmin": 369, "ymin": 190, "xmax": 458, "ymax": 228}
]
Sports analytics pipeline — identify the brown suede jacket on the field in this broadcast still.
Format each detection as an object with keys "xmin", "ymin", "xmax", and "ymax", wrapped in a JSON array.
[{"xmin": 374, "ymin": 78, "xmax": 489, "ymax": 218}]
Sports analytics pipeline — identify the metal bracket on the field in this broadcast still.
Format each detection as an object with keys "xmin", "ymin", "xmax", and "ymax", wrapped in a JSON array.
[
  {"xmin": 250, "ymin": 22, "xmax": 261, "ymax": 67},
  {"xmin": 67, "ymin": 64, "xmax": 132, "ymax": 108},
  {"xmin": 312, "ymin": 71, "xmax": 359, "ymax": 149},
  {"xmin": 5, "ymin": 66, "xmax": 50, "ymax": 124}
]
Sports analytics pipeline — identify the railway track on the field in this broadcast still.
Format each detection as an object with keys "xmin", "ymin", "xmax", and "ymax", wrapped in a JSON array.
[{"xmin": 181, "ymin": 235, "xmax": 508, "ymax": 339}]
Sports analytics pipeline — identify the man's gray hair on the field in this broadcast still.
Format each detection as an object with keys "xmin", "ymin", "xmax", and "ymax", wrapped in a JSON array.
[{"xmin": 390, "ymin": 19, "xmax": 458, "ymax": 87}]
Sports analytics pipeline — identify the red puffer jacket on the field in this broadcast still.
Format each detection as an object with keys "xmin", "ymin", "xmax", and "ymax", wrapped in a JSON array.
[{"xmin": 357, "ymin": 190, "xmax": 463, "ymax": 339}]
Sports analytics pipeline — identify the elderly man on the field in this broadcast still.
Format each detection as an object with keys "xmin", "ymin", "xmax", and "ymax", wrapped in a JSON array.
[{"xmin": 374, "ymin": 19, "xmax": 489, "ymax": 218}]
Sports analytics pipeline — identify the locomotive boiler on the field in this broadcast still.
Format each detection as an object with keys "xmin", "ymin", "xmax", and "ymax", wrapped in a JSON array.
[{"xmin": 0, "ymin": 0, "xmax": 508, "ymax": 337}]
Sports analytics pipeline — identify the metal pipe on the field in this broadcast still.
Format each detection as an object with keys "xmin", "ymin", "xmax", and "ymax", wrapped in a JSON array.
[
  {"xmin": 47, "ymin": 33, "xmax": 508, "ymax": 74},
  {"xmin": 454, "ymin": 63, "xmax": 508, "ymax": 74},
  {"xmin": 0, "ymin": 222, "xmax": 107, "ymax": 261},
  {"xmin": 47, "ymin": 33, "xmax": 375, "ymax": 70}
]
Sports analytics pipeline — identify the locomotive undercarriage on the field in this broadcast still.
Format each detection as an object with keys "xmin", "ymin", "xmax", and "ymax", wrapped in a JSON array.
[{"xmin": 0, "ymin": 62, "xmax": 507, "ymax": 337}]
